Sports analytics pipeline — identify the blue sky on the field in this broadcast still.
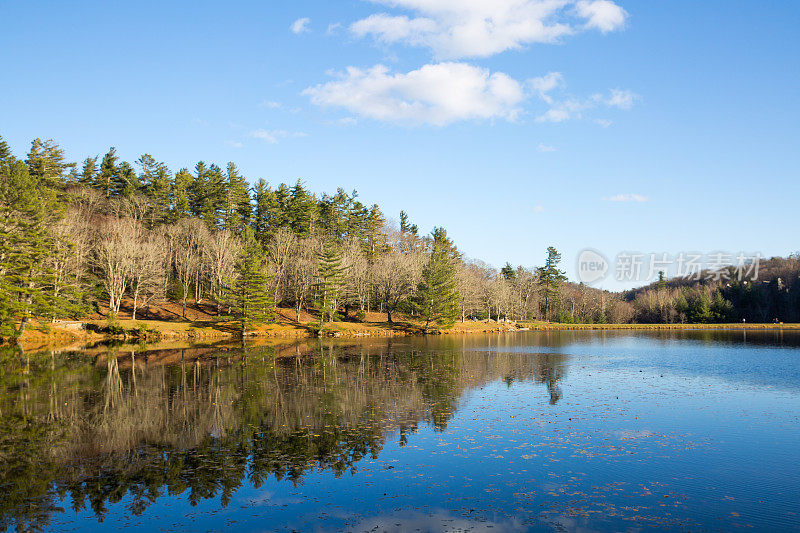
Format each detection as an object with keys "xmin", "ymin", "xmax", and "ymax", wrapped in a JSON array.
[{"xmin": 1, "ymin": 0, "xmax": 798, "ymax": 289}]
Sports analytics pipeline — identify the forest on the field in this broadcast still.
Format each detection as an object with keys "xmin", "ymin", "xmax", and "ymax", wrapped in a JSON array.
[{"xmin": 1, "ymin": 134, "xmax": 798, "ymax": 340}]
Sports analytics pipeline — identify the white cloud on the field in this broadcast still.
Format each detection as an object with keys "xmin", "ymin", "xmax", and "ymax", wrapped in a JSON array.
[
  {"xmin": 350, "ymin": 0, "xmax": 628, "ymax": 59},
  {"xmin": 327, "ymin": 22, "xmax": 343, "ymax": 34},
  {"xmin": 528, "ymin": 72, "xmax": 563, "ymax": 104},
  {"xmin": 576, "ymin": 0, "xmax": 628, "ymax": 33},
  {"xmin": 537, "ymin": 143, "xmax": 556, "ymax": 152},
  {"xmin": 535, "ymin": 98, "xmax": 586, "ymax": 122},
  {"xmin": 533, "ymin": 204, "xmax": 546, "ymax": 212},
  {"xmin": 605, "ymin": 193, "xmax": 648, "ymax": 202},
  {"xmin": 594, "ymin": 88, "xmax": 638, "ymax": 109},
  {"xmin": 534, "ymin": 86, "xmax": 638, "ymax": 123},
  {"xmin": 290, "ymin": 17, "xmax": 310, "ymax": 34},
  {"xmin": 224, "ymin": 140, "xmax": 243, "ymax": 148},
  {"xmin": 249, "ymin": 129, "xmax": 307, "ymax": 143},
  {"xmin": 594, "ymin": 118, "xmax": 612, "ymax": 127},
  {"xmin": 259, "ymin": 100, "xmax": 282, "ymax": 109},
  {"xmin": 304, "ymin": 62, "xmax": 526, "ymax": 126}
]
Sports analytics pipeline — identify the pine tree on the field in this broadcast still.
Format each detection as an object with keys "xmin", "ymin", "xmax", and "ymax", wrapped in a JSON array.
[
  {"xmin": 252, "ymin": 179, "xmax": 274, "ymax": 243},
  {"xmin": 79, "ymin": 156, "xmax": 99, "ymax": 187},
  {"xmin": 25, "ymin": 138, "xmax": 73, "ymax": 189},
  {"xmin": 170, "ymin": 169, "xmax": 192, "ymax": 221},
  {"xmin": 536, "ymin": 246, "xmax": 567, "ymax": 321},
  {"xmin": 148, "ymin": 163, "xmax": 172, "ymax": 224},
  {"xmin": 273, "ymin": 183, "xmax": 292, "ymax": 230},
  {"xmin": 115, "ymin": 161, "xmax": 140, "ymax": 197},
  {"xmin": 229, "ymin": 229, "xmax": 274, "ymax": 335},
  {"xmin": 0, "ymin": 136, "xmax": 11, "ymax": 165},
  {"xmin": 413, "ymin": 247, "xmax": 460, "ymax": 333},
  {"xmin": 98, "ymin": 147, "xmax": 119, "ymax": 197},
  {"xmin": 0, "ymin": 156, "xmax": 67, "ymax": 337},
  {"xmin": 316, "ymin": 238, "xmax": 346, "ymax": 323},
  {"xmin": 223, "ymin": 162, "xmax": 251, "ymax": 233},
  {"xmin": 288, "ymin": 180, "xmax": 316, "ymax": 237},
  {"xmin": 204, "ymin": 164, "xmax": 226, "ymax": 228},
  {"xmin": 501, "ymin": 262, "xmax": 516, "ymax": 280},
  {"xmin": 188, "ymin": 161, "xmax": 208, "ymax": 220},
  {"xmin": 657, "ymin": 270, "xmax": 667, "ymax": 291},
  {"xmin": 399, "ymin": 210, "xmax": 418, "ymax": 236},
  {"xmin": 364, "ymin": 204, "xmax": 386, "ymax": 261}
]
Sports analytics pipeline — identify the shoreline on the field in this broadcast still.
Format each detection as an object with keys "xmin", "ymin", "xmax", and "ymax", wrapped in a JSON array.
[{"xmin": 9, "ymin": 316, "xmax": 800, "ymax": 353}]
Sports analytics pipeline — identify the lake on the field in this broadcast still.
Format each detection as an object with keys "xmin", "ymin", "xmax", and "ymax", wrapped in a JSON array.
[{"xmin": 1, "ymin": 330, "xmax": 799, "ymax": 532}]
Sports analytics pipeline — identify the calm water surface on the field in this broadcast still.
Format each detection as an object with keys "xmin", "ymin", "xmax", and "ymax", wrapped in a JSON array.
[{"xmin": 1, "ymin": 330, "xmax": 799, "ymax": 532}]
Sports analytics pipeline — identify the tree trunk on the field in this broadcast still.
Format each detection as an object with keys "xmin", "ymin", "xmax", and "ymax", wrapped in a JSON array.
[
  {"xmin": 132, "ymin": 284, "xmax": 139, "ymax": 320},
  {"xmin": 16, "ymin": 316, "xmax": 28, "ymax": 337}
]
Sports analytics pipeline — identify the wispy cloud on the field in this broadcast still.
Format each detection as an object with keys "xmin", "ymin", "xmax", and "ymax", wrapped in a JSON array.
[
  {"xmin": 528, "ymin": 72, "xmax": 563, "ymax": 104},
  {"xmin": 533, "ymin": 204, "xmax": 546, "ymax": 213},
  {"xmin": 593, "ymin": 88, "xmax": 639, "ymax": 110},
  {"xmin": 290, "ymin": 17, "xmax": 310, "ymax": 34},
  {"xmin": 533, "ymin": 81, "xmax": 640, "ymax": 123},
  {"xmin": 224, "ymin": 140, "xmax": 243, "ymax": 148},
  {"xmin": 594, "ymin": 118, "xmax": 613, "ymax": 128},
  {"xmin": 259, "ymin": 100, "xmax": 282, "ymax": 109},
  {"xmin": 249, "ymin": 129, "xmax": 307, "ymax": 143},
  {"xmin": 537, "ymin": 143, "xmax": 556, "ymax": 152},
  {"xmin": 605, "ymin": 193, "xmax": 648, "ymax": 202}
]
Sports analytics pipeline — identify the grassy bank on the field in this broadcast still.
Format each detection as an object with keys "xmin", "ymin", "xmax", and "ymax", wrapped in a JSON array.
[{"xmin": 10, "ymin": 307, "xmax": 800, "ymax": 353}]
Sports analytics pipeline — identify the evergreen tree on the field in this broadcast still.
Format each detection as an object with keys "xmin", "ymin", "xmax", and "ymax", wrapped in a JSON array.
[
  {"xmin": 0, "ymin": 136, "xmax": 11, "ymax": 166},
  {"xmin": 148, "ymin": 163, "xmax": 172, "ymax": 224},
  {"xmin": 273, "ymin": 183, "xmax": 292, "ymax": 230},
  {"xmin": 399, "ymin": 210, "xmax": 418, "ymax": 236},
  {"xmin": 689, "ymin": 292, "xmax": 713, "ymax": 323},
  {"xmin": 413, "ymin": 247, "xmax": 460, "ymax": 333},
  {"xmin": 188, "ymin": 161, "xmax": 208, "ymax": 220},
  {"xmin": 115, "ymin": 161, "xmax": 140, "ymax": 197},
  {"xmin": 364, "ymin": 204, "xmax": 387, "ymax": 261},
  {"xmin": 25, "ymin": 138, "xmax": 73, "ymax": 189},
  {"xmin": 430, "ymin": 226, "xmax": 459, "ymax": 259},
  {"xmin": 501, "ymin": 262, "xmax": 516, "ymax": 280},
  {"xmin": 315, "ymin": 238, "xmax": 346, "ymax": 323},
  {"xmin": 171, "ymin": 168, "xmax": 192, "ymax": 221},
  {"xmin": 288, "ymin": 180, "xmax": 316, "ymax": 237},
  {"xmin": 229, "ymin": 229, "xmax": 274, "ymax": 335},
  {"xmin": 711, "ymin": 292, "xmax": 734, "ymax": 323},
  {"xmin": 0, "ymin": 157, "xmax": 67, "ymax": 337},
  {"xmin": 97, "ymin": 147, "xmax": 119, "ymax": 197},
  {"xmin": 223, "ymin": 162, "xmax": 251, "ymax": 233},
  {"xmin": 204, "ymin": 164, "xmax": 226, "ymax": 228},
  {"xmin": 79, "ymin": 156, "xmax": 99, "ymax": 187},
  {"xmin": 536, "ymin": 246, "xmax": 567, "ymax": 321},
  {"xmin": 252, "ymin": 178, "xmax": 274, "ymax": 243}
]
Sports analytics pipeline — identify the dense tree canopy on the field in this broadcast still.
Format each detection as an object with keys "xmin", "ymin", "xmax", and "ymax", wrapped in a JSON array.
[{"xmin": 1, "ymin": 133, "xmax": 798, "ymax": 340}]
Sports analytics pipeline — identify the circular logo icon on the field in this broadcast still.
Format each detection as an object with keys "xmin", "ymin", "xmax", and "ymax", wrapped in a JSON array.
[{"xmin": 577, "ymin": 249, "xmax": 609, "ymax": 285}]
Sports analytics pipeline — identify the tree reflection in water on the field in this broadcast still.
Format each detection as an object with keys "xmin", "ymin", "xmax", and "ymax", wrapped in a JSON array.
[{"xmin": 0, "ymin": 339, "xmax": 566, "ymax": 532}]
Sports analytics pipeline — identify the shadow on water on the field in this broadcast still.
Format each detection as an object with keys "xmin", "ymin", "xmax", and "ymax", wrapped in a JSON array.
[{"xmin": 0, "ymin": 338, "xmax": 566, "ymax": 532}]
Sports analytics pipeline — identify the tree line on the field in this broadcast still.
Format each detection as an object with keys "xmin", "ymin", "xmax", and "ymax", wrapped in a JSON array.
[{"xmin": 2, "ymin": 134, "xmax": 797, "ymax": 339}]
